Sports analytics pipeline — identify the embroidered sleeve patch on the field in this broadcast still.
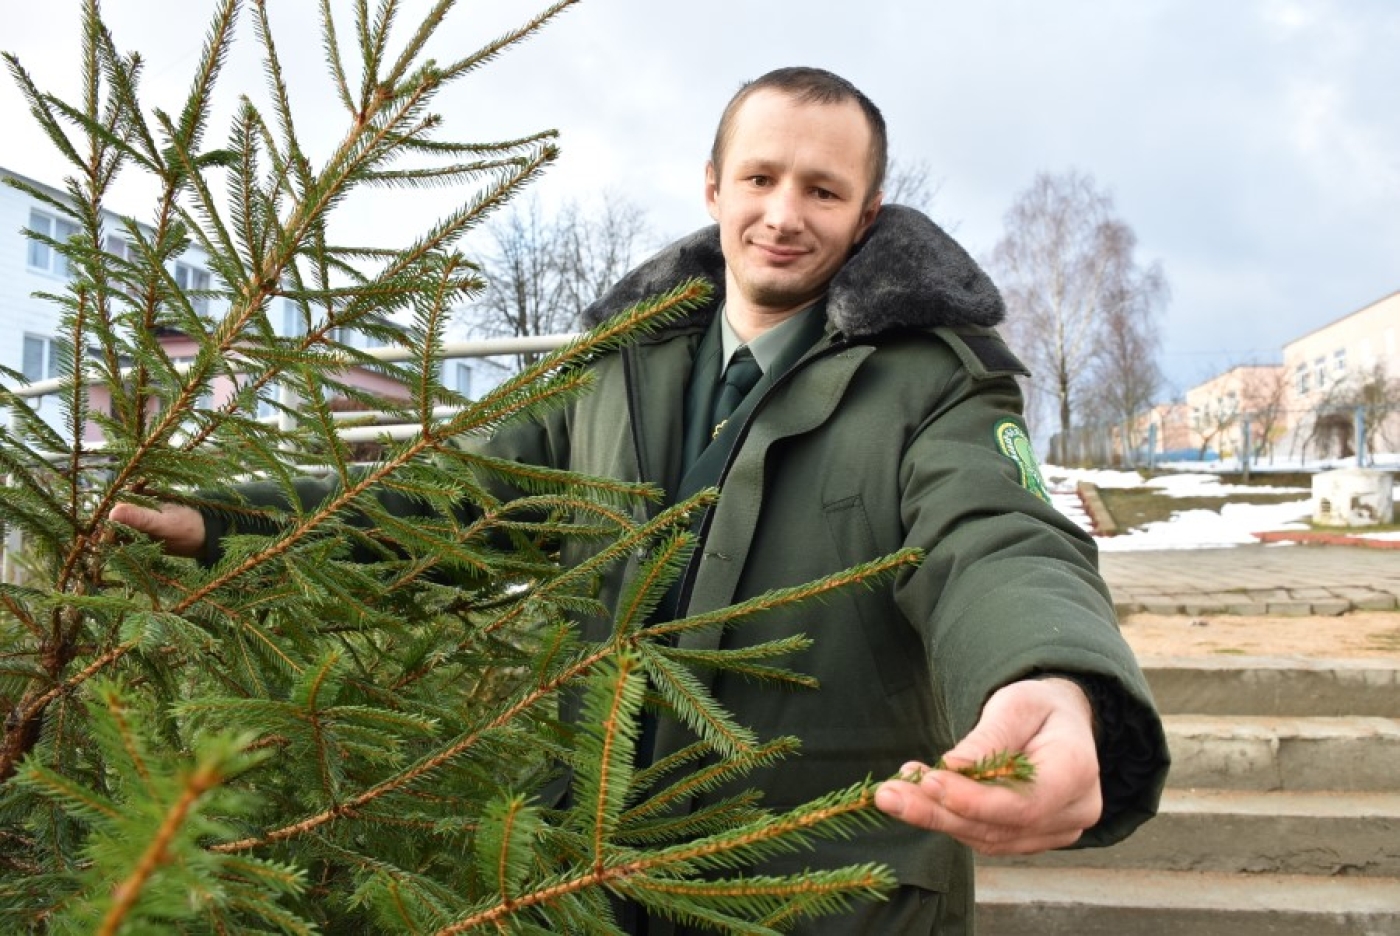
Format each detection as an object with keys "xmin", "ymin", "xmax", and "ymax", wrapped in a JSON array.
[{"xmin": 994, "ymin": 419, "xmax": 1051, "ymax": 504}]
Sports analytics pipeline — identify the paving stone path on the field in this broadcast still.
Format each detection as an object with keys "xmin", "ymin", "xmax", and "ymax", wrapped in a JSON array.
[{"xmin": 1099, "ymin": 543, "xmax": 1400, "ymax": 616}]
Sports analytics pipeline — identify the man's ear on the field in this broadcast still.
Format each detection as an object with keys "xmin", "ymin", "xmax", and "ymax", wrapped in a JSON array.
[
  {"xmin": 705, "ymin": 161, "xmax": 720, "ymax": 222},
  {"xmin": 855, "ymin": 192, "xmax": 884, "ymax": 242}
]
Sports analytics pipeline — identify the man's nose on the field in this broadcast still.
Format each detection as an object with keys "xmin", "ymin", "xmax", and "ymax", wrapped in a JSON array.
[{"xmin": 763, "ymin": 184, "xmax": 804, "ymax": 233}]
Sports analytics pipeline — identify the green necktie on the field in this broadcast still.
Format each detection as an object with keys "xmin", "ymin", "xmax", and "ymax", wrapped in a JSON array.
[{"xmin": 710, "ymin": 346, "xmax": 762, "ymax": 440}]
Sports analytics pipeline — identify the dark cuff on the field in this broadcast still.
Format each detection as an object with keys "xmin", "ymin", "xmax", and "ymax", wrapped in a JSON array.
[{"xmin": 1032, "ymin": 670, "xmax": 1170, "ymax": 849}]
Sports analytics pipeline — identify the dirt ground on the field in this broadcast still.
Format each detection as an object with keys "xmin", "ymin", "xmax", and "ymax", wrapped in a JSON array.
[{"xmin": 1119, "ymin": 611, "xmax": 1400, "ymax": 660}]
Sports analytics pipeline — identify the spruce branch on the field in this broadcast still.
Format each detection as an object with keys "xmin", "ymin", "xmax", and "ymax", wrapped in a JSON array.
[
  {"xmin": 2, "ymin": 2, "xmax": 914, "ymax": 930},
  {"xmin": 900, "ymin": 750, "xmax": 1038, "ymax": 786},
  {"xmin": 648, "ymin": 547, "xmax": 925, "ymax": 642},
  {"xmin": 95, "ymin": 759, "xmax": 223, "ymax": 936},
  {"xmin": 206, "ymin": 641, "xmax": 616, "ymax": 853},
  {"xmin": 623, "ymin": 738, "xmax": 802, "ymax": 826}
]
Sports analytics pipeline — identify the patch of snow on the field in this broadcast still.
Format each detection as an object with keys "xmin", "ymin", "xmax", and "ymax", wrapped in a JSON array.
[
  {"xmin": 1095, "ymin": 500, "xmax": 1313, "ymax": 552},
  {"xmin": 1143, "ymin": 473, "xmax": 1308, "ymax": 498},
  {"xmin": 1040, "ymin": 463, "xmax": 1318, "ymax": 552},
  {"xmin": 1044, "ymin": 466, "xmax": 1143, "ymax": 491}
]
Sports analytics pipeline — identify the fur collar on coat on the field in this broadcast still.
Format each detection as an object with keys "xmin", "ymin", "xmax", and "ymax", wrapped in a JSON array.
[{"xmin": 579, "ymin": 204, "xmax": 1005, "ymax": 339}]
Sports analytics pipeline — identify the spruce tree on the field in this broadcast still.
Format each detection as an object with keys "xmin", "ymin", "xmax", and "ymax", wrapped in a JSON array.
[{"xmin": 0, "ymin": 2, "xmax": 921, "ymax": 931}]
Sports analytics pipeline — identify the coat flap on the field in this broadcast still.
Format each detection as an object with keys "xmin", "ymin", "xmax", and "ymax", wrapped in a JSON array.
[{"xmin": 677, "ymin": 344, "xmax": 877, "ymax": 656}]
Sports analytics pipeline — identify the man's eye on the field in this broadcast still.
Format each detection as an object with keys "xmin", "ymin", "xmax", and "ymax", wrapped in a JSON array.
[
  {"xmin": 748, "ymin": 176, "xmax": 771, "ymax": 187},
  {"xmin": 813, "ymin": 188, "xmax": 837, "ymax": 200}
]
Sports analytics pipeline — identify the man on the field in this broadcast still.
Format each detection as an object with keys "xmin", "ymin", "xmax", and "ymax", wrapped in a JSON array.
[{"xmin": 114, "ymin": 67, "xmax": 1168, "ymax": 933}]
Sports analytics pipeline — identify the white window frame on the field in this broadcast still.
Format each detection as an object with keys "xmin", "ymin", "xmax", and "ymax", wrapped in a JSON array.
[
  {"xmin": 451, "ymin": 361, "xmax": 473, "ymax": 396},
  {"xmin": 174, "ymin": 262, "xmax": 212, "ymax": 316},
  {"xmin": 26, "ymin": 209, "xmax": 79, "ymax": 277},
  {"xmin": 104, "ymin": 234, "xmax": 133, "ymax": 261},
  {"xmin": 330, "ymin": 325, "xmax": 389, "ymax": 351},
  {"xmin": 22, "ymin": 334, "xmax": 69, "ymax": 383},
  {"xmin": 281, "ymin": 299, "xmax": 307, "ymax": 338}
]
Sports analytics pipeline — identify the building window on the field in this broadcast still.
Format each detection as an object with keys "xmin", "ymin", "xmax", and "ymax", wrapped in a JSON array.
[
  {"xmin": 330, "ymin": 325, "xmax": 388, "ymax": 351},
  {"xmin": 452, "ymin": 361, "xmax": 473, "ymax": 397},
  {"xmin": 1313, "ymin": 357, "xmax": 1326, "ymax": 390},
  {"xmin": 26, "ymin": 209, "xmax": 79, "ymax": 277},
  {"xmin": 1296, "ymin": 363, "xmax": 1309, "ymax": 395},
  {"xmin": 174, "ymin": 262, "xmax": 211, "ymax": 316},
  {"xmin": 281, "ymin": 299, "xmax": 307, "ymax": 338},
  {"xmin": 104, "ymin": 235, "xmax": 133, "ymax": 261},
  {"xmin": 103, "ymin": 235, "xmax": 146, "ymax": 299},
  {"xmin": 1333, "ymin": 348, "xmax": 1346, "ymax": 375},
  {"xmin": 22, "ymin": 334, "xmax": 70, "ymax": 383}
]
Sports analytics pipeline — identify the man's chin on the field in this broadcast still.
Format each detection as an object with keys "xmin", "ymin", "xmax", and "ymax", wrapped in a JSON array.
[
  {"xmin": 744, "ymin": 273, "xmax": 825, "ymax": 309},
  {"xmin": 746, "ymin": 287, "xmax": 821, "ymax": 314}
]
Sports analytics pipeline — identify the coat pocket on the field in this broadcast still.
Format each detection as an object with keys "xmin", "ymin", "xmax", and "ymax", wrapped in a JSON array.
[{"xmin": 822, "ymin": 494, "xmax": 918, "ymax": 698}]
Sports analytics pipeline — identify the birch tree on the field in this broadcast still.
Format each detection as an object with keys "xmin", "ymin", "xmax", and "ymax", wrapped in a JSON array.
[{"xmin": 990, "ymin": 170, "xmax": 1167, "ymax": 461}]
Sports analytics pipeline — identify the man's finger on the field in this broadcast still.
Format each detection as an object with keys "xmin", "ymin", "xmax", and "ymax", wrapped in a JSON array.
[{"xmin": 875, "ymin": 777, "xmax": 1095, "ymax": 854}]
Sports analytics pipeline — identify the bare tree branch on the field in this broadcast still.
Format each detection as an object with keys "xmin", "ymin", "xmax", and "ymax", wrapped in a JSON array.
[
  {"xmin": 883, "ymin": 156, "xmax": 942, "ymax": 216},
  {"xmin": 461, "ymin": 192, "xmax": 653, "ymax": 370}
]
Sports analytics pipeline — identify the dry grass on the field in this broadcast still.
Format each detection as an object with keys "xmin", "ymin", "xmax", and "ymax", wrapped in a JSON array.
[{"xmin": 1097, "ymin": 486, "xmax": 1305, "ymax": 530}]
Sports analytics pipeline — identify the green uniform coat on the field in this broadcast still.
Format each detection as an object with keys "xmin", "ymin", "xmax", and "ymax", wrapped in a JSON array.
[{"xmin": 472, "ymin": 206, "xmax": 1168, "ymax": 929}]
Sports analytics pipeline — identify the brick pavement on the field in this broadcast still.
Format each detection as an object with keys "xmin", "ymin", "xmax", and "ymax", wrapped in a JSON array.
[{"xmin": 1099, "ymin": 543, "xmax": 1400, "ymax": 616}]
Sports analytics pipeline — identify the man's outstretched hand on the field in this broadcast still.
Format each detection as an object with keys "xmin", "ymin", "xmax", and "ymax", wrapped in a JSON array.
[
  {"xmin": 109, "ymin": 503, "xmax": 208, "ymax": 559},
  {"xmin": 874, "ymin": 677, "xmax": 1101, "ymax": 855}
]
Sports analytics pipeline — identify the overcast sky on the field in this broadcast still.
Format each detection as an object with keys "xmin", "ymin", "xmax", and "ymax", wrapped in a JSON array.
[{"xmin": 3, "ymin": 0, "xmax": 1398, "ymax": 396}]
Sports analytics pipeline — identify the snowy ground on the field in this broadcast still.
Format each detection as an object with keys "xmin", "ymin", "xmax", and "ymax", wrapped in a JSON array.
[{"xmin": 1044, "ymin": 465, "xmax": 1400, "ymax": 552}]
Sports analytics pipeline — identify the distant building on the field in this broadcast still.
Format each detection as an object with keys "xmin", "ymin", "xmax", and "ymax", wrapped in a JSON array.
[
  {"xmin": 1281, "ymin": 291, "xmax": 1400, "ymax": 460},
  {"xmin": 1163, "ymin": 293, "xmax": 1400, "ymax": 466},
  {"xmin": 1183, "ymin": 364, "xmax": 1289, "ymax": 462},
  {"xmin": 0, "ymin": 165, "xmax": 414, "ymax": 444},
  {"xmin": 1137, "ymin": 402, "xmax": 1195, "ymax": 460}
]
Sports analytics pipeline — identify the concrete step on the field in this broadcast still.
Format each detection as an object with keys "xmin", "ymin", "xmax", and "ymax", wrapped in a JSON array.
[
  {"xmin": 1143, "ymin": 655, "xmax": 1400, "ymax": 717},
  {"xmin": 1166, "ymin": 714, "xmax": 1400, "ymax": 790},
  {"xmin": 976, "ymin": 867, "xmax": 1400, "ymax": 936},
  {"xmin": 979, "ymin": 789, "xmax": 1400, "ymax": 877}
]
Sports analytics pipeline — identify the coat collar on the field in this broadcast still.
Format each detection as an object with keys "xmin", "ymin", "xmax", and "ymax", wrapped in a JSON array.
[{"xmin": 580, "ymin": 204, "xmax": 1006, "ymax": 339}]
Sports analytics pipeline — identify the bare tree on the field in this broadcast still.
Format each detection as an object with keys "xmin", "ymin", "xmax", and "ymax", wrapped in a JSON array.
[
  {"xmin": 1087, "ymin": 223, "xmax": 1168, "ymax": 453},
  {"xmin": 989, "ymin": 170, "xmax": 1168, "ymax": 463},
  {"xmin": 465, "ymin": 192, "xmax": 652, "ymax": 369},
  {"xmin": 1191, "ymin": 395, "xmax": 1240, "ymax": 461},
  {"xmin": 1358, "ymin": 363, "xmax": 1400, "ymax": 453},
  {"xmin": 557, "ymin": 194, "xmax": 653, "ymax": 313},
  {"xmin": 884, "ymin": 156, "xmax": 943, "ymax": 215},
  {"xmin": 1297, "ymin": 370, "xmax": 1356, "ymax": 462},
  {"xmin": 1331, "ymin": 362, "xmax": 1400, "ymax": 459},
  {"xmin": 1237, "ymin": 364, "xmax": 1291, "ymax": 462}
]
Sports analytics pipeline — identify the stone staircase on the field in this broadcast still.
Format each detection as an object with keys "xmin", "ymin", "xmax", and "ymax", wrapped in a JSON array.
[{"xmin": 975, "ymin": 655, "xmax": 1400, "ymax": 935}]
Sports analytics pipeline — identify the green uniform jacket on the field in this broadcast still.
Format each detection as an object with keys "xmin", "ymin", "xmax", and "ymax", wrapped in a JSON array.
[
  {"xmin": 470, "ymin": 207, "xmax": 1168, "ymax": 921},
  {"xmin": 206, "ymin": 206, "xmax": 1169, "ymax": 930}
]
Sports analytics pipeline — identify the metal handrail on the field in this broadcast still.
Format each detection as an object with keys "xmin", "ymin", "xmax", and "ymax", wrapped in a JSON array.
[{"xmin": 5, "ymin": 333, "xmax": 578, "ymax": 400}]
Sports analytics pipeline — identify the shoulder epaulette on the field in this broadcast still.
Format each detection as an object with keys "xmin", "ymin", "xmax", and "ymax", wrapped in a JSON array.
[{"xmin": 932, "ymin": 326, "xmax": 1031, "ymax": 379}]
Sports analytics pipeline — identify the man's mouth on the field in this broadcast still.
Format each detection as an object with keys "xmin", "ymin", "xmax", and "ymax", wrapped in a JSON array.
[{"xmin": 752, "ymin": 242, "xmax": 807, "ymax": 262}]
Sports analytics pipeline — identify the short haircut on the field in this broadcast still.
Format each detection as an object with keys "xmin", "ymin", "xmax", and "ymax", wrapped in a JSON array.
[{"xmin": 710, "ymin": 66, "xmax": 888, "ymax": 201}]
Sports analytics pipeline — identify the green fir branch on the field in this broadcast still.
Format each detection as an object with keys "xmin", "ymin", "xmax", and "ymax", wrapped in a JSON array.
[{"xmin": 0, "ymin": 3, "xmax": 913, "ymax": 931}]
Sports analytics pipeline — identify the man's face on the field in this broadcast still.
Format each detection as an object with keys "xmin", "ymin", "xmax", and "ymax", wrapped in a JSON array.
[{"xmin": 706, "ymin": 89, "xmax": 882, "ymax": 320}]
